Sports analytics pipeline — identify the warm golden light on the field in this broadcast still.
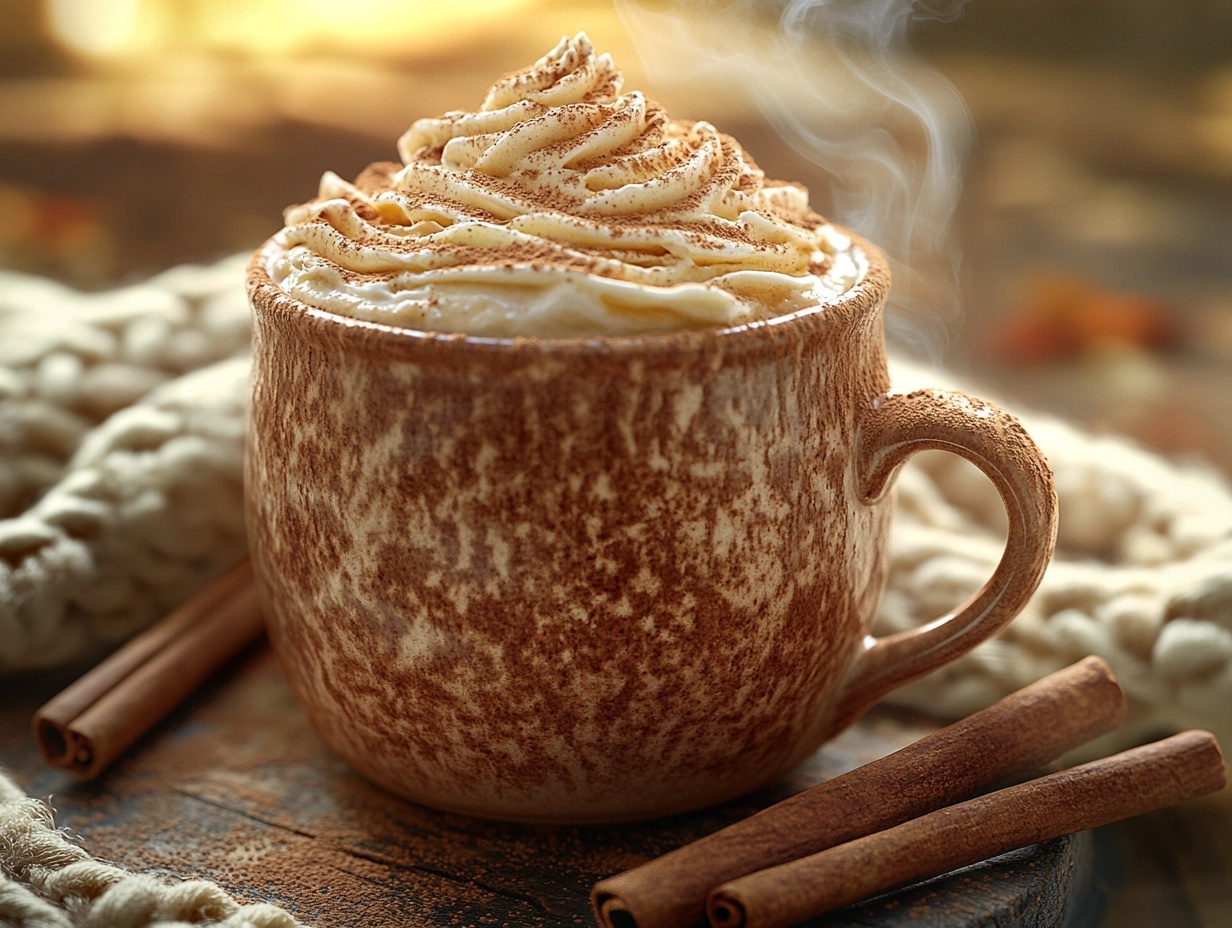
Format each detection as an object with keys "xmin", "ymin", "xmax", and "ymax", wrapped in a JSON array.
[
  {"xmin": 46, "ymin": 0, "xmax": 142, "ymax": 57},
  {"xmin": 194, "ymin": 0, "xmax": 539, "ymax": 56},
  {"xmin": 46, "ymin": 0, "xmax": 543, "ymax": 60}
]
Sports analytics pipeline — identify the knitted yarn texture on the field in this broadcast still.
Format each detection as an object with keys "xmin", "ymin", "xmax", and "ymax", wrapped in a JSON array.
[
  {"xmin": 880, "ymin": 361, "xmax": 1232, "ymax": 756},
  {"xmin": 0, "ymin": 769, "xmax": 301, "ymax": 928},
  {"xmin": 1, "ymin": 255, "xmax": 1229, "ymax": 753},
  {"xmin": 1, "ymin": 258, "xmax": 250, "ymax": 671}
]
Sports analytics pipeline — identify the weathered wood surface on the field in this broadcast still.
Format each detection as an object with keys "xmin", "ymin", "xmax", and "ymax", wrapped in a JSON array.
[{"xmin": 1, "ymin": 644, "xmax": 1095, "ymax": 927}]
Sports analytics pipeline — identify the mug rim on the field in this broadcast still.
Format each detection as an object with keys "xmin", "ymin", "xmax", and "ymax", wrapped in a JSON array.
[{"xmin": 246, "ymin": 227, "xmax": 891, "ymax": 361}]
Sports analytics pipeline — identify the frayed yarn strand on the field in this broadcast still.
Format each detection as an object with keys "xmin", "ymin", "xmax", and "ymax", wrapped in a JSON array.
[
  {"xmin": 0, "ymin": 771, "xmax": 303, "ymax": 928},
  {"xmin": 0, "ymin": 875, "xmax": 75, "ymax": 928}
]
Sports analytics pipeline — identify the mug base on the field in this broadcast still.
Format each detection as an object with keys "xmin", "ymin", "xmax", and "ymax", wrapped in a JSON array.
[{"xmin": 340, "ymin": 752, "xmax": 787, "ymax": 825}]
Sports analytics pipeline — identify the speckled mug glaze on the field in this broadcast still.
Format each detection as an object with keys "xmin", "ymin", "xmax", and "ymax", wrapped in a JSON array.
[{"xmin": 245, "ymin": 233, "xmax": 1057, "ymax": 823}]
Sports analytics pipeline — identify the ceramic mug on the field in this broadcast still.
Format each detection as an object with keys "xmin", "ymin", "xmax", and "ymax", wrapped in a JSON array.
[{"xmin": 244, "ymin": 232, "xmax": 1056, "ymax": 823}]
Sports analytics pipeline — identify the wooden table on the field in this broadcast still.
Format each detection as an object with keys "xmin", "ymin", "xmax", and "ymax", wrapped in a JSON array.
[
  {"xmin": 1, "ymin": 11, "xmax": 1229, "ymax": 927},
  {"xmin": 9, "ymin": 641, "xmax": 1227, "ymax": 928}
]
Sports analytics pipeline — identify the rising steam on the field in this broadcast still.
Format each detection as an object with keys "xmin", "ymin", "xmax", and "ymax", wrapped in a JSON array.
[{"xmin": 616, "ymin": 0, "xmax": 973, "ymax": 357}]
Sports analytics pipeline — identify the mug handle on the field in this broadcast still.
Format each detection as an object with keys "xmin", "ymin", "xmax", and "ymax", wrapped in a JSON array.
[{"xmin": 831, "ymin": 388, "xmax": 1058, "ymax": 730}]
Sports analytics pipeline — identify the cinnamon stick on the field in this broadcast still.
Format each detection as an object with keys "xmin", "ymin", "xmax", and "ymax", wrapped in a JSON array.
[
  {"xmin": 591, "ymin": 657, "xmax": 1125, "ymax": 928},
  {"xmin": 708, "ymin": 729, "xmax": 1227, "ymax": 928},
  {"xmin": 33, "ymin": 559, "xmax": 264, "ymax": 779}
]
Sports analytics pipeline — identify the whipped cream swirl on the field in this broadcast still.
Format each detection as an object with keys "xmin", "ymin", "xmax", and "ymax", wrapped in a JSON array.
[{"xmin": 270, "ymin": 33, "xmax": 863, "ymax": 337}]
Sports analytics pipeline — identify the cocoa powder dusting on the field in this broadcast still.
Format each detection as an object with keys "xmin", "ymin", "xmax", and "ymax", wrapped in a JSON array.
[
  {"xmin": 288, "ymin": 35, "xmax": 834, "ymax": 285},
  {"xmin": 271, "ymin": 33, "xmax": 856, "ymax": 334},
  {"xmin": 353, "ymin": 162, "xmax": 400, "ymax": 195}
]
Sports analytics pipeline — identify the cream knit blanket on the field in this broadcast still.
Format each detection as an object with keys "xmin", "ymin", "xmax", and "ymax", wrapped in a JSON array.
[{"xmin": 2, "ymin": 256, "xmax": 1230, "ymax": 755}]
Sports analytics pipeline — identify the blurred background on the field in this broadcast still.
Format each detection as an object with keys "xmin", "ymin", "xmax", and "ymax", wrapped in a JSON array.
[
  {"xmin": 1, "ymin": 4, "xmax": 1231, "ymax": 926},
  {"xmin": 1, "ymin": 0, "xmax": 1229, "ymax": 469}
]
